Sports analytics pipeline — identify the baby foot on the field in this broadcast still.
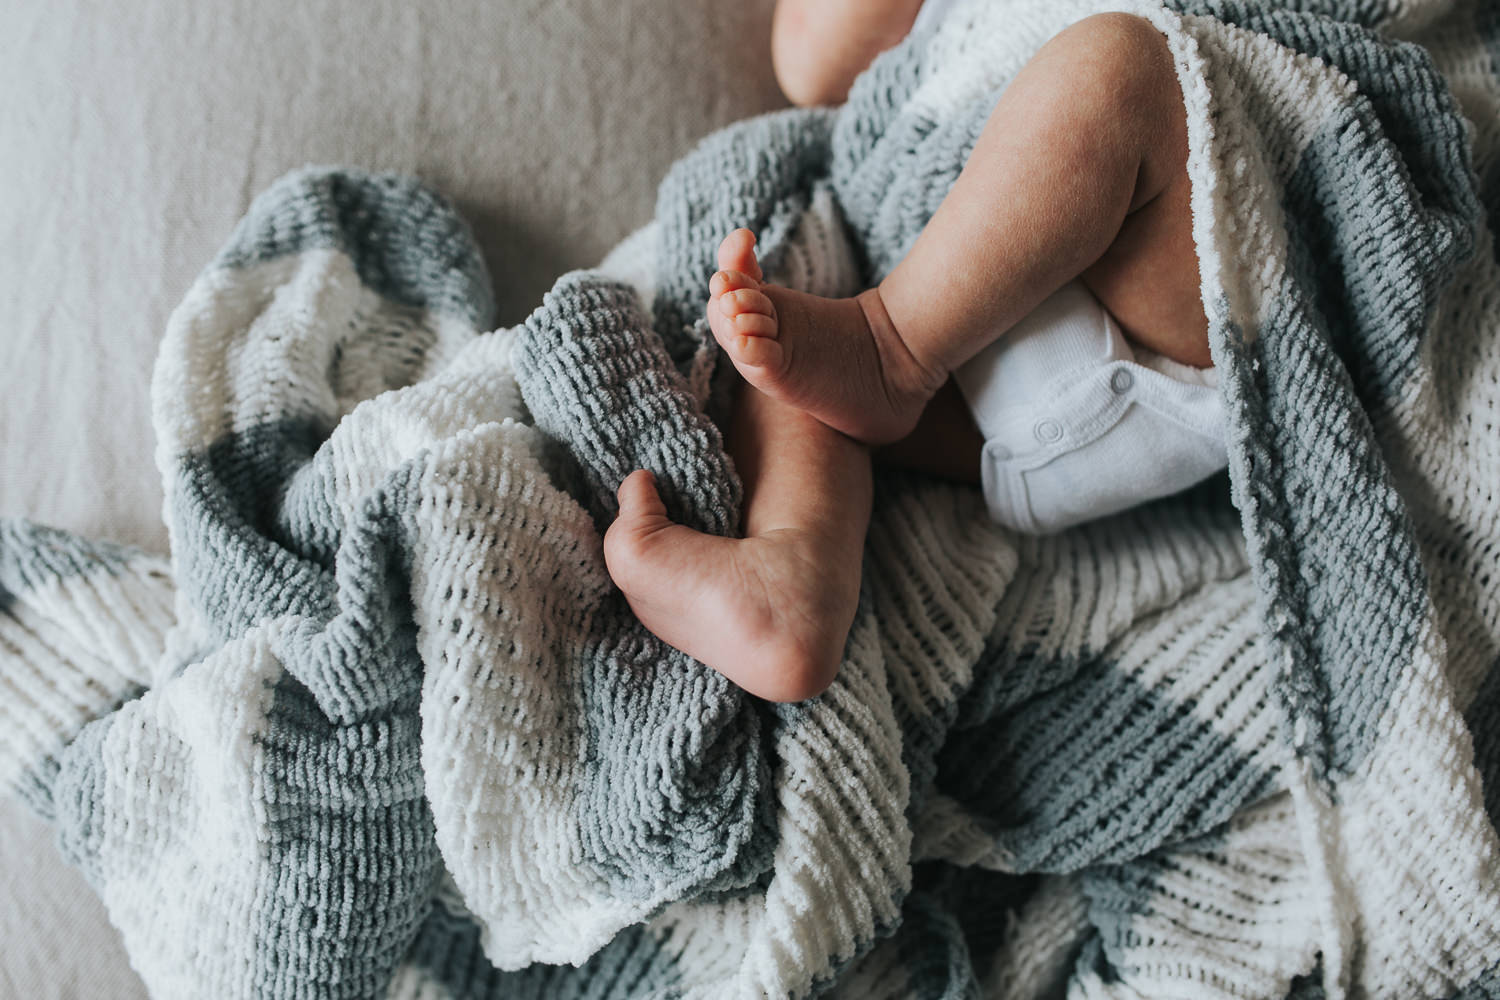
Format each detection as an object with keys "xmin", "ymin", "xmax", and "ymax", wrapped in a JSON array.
[
  {"xmin": 706, "ymin": 229, "xmax": 944, "ymax": 445},
  {"xmin": 602, "ymin": 470, "xmax": 858, "ymax": 703}
]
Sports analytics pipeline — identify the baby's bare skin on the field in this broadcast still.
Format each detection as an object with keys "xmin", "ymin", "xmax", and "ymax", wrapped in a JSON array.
[
  {"xmin": 604, "ymin": 384, "xmax": 869, "ymax": 702},
  {"xmin": 606, "ymin": 10, "xmax": 1210, "ymax": 702},
  {"xmin": 715, "ymin": 12, "xmax": 1209, "ymax": 448},
  {"xmin": 708, "ymin": 229, "xmax": 944, "ymax": 444},
  {"xmin": 604, "ymin": 234, "xmax": 870, "ymax": 703}
]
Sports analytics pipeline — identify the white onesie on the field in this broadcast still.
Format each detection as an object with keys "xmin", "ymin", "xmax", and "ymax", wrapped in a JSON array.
[
  {"xmin": 952, "ymin": 282, "xmax": 1226, "ymax": 533},
  {"xmin": 912, "ymin": 0, "xmax": 1227, "ymax": 534}
]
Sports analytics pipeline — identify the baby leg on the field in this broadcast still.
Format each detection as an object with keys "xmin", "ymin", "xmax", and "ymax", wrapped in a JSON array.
[
  {"xmin": 708, "ymin": 12, "xmax": 1209, "ymax": 445},
  {"xmin": 771, "ymin": 0, "xmax": 925, "ymax": 106},
  {"xmin": 603, "ymin": 380, "xmax": 870, "ymax": 703},
  {"xmin": 880, "ymin": 11, "xmax": 1209, "ymax": 370}
]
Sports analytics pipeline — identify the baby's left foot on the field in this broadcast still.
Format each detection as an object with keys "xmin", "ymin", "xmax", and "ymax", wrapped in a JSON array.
[
  {"xmin": 602, "ymin": 470, "xmax": 858, "ymax": 703},
  {"xmin": 707, "ymin": 229, "xmax": 944, "ymax": 445}
]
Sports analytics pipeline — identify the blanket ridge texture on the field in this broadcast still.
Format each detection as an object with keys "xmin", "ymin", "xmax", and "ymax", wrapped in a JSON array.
[{"xmin": 4, "ymin": 0, "xmax": 1500, "ymax": 996}]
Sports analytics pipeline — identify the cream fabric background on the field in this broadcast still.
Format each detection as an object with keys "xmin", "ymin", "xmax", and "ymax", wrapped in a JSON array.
[{"xmin": 0, "ymin": 0, "xmax": 785, "ymax": 993}]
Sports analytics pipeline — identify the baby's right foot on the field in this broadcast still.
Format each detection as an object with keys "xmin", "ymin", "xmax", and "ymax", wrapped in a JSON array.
[
  {"xmin": 603, "ymin": 470, "xmax": 857, "ymax": 703},
  {"xmin": 706, "ymin": 229, "xmax": 945, "ymax": 445}
]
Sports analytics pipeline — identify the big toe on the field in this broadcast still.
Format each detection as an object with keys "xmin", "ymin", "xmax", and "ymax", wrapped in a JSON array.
[
  {"xmin": 716, "ymin": 228, "xmax": 764, "ymax": 281},
  {"xmin": 605, "ymin": 472, "xmax": 669, "ymax": 584},
  {"xmin": 615, "ymin": 469, "xmax": 667, "ymax": 523}
]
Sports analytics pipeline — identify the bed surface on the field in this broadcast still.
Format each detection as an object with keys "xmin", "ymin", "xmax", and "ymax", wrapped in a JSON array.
[{"xmin": 0, "ymin": 0, "xmax": 785, "ymax": 992}]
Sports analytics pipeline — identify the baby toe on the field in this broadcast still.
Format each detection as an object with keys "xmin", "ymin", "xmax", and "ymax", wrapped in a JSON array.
[
  {"xmin": 732, "ymin": 312, "xmax": 778, "ymax": 339},
  {"xmin": 710, "ymin": 269, "xmax": 758, "ymax": 297},
  {"xmin": 716, "ymin": 228, "xmax": 761, "ymax": 278},
  {"xmin": 614, "ymin": 469, "xmax": 666, "ymax": 522},
  {"xmin": 731, "ymin": 330, "xmax": 783, "ymax": 370},
  {"xmin": 721, "ymin": 287, "xmax": 774, "ymax": 319}
]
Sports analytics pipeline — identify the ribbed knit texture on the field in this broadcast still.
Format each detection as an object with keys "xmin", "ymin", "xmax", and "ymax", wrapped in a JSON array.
[{"xmin": 3, "ymin": 0, "xmax": 1499, "ymax": 996}]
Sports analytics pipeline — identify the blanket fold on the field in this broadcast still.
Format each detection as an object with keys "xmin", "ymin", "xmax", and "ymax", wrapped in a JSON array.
[{"xmin": 3, "ymin": 0, "xmax": 1499, "ymax": 997}]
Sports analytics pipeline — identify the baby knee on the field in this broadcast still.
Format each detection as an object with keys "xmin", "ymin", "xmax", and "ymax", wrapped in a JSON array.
[
  {"xmin": 1032, "ymin": 12, "xmax": 1187, "ymax": 171},
  {"xmin": 1053, "ymin": 13, "xmax": 1179, "ymax": 116}
]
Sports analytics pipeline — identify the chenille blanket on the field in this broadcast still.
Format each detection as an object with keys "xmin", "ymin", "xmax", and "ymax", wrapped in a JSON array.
[{"xmin": 3, "ymin": 0, "xmax": 1498, "ymax": 996}]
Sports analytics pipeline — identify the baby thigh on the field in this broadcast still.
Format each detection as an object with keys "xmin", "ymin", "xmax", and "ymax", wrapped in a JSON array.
[
  {"xmin": 882, "ymin": 13, "xmax": 1210, "ymax": 374},
  {"xmin": 1055, "ymin": 15, "xmax": 1208, "ymax": 367}
]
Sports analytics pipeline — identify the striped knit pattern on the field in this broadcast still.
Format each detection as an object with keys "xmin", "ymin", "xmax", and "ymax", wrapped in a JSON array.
[{"xmin": 3, "ymin": 0, "xmax": 1499, "ymax": 996}]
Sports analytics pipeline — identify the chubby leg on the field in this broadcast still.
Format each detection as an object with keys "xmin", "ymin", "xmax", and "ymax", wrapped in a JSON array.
[
  {"xmin": 883, "ymin": 11, "xmax": 1208, "ymax": 369},
  {"xmin": 771, "ymin": 0, "xmax": 924, "ymax": 106},
  {"xmin": 603, "ymin": 380, "xmax": 870, "ymax": 703},
  {"xmin": 709, "ymin": 12, "xmax": 1209, "ymax": 445}
]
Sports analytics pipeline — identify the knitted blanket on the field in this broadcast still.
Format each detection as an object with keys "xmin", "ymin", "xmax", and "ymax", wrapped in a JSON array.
[{"xmin": 4, "ymin": 0, "xmax": 1498, "ymax": 996}]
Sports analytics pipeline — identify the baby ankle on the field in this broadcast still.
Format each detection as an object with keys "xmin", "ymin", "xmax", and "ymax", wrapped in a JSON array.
[{"xmin": 855, "ymin": 287, "xmax": 948, "ymax": 399}]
